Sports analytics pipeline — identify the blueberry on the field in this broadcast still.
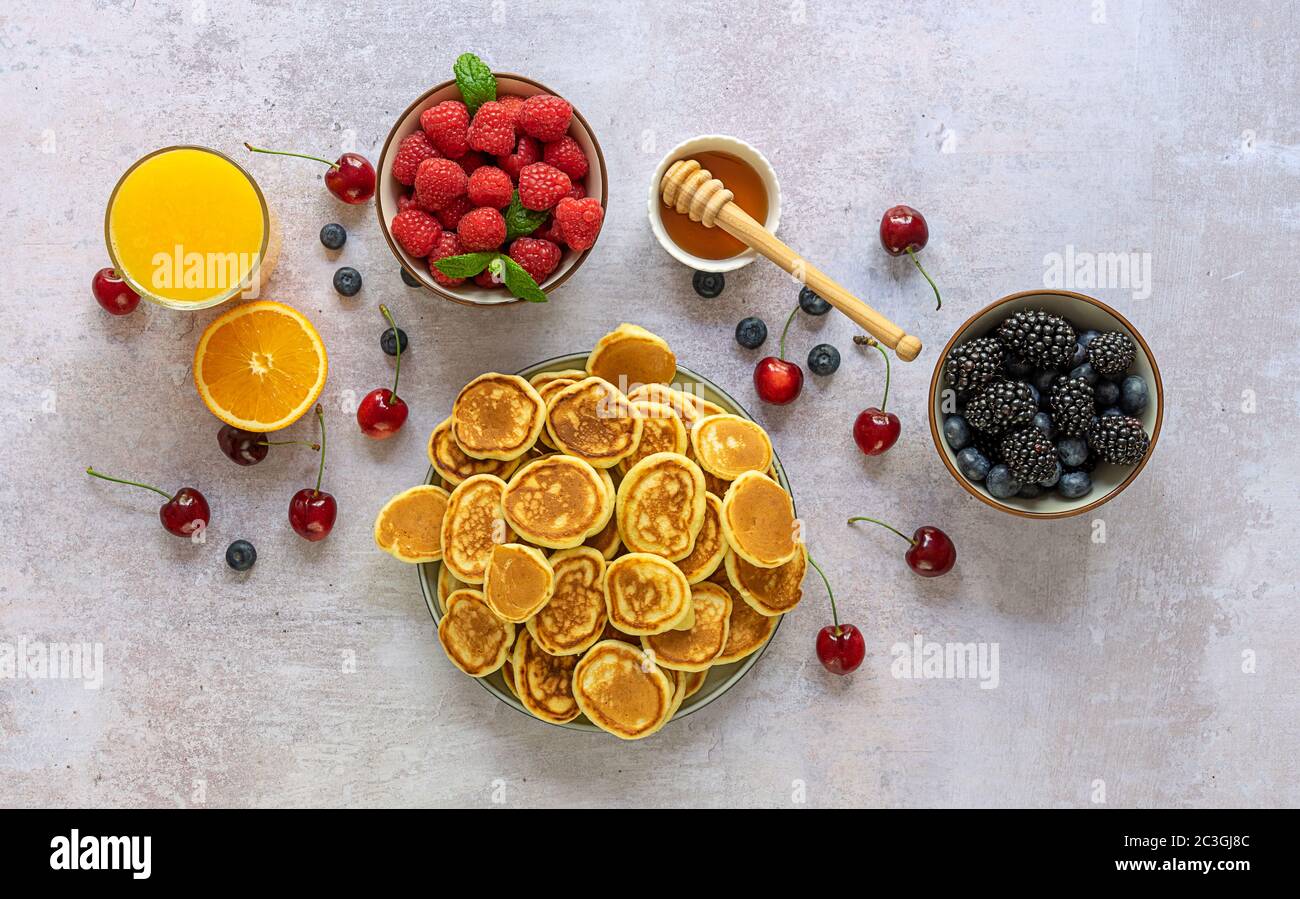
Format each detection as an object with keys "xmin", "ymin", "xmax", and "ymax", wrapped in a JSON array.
[
  {"xmin": 1057, "ymin": 436, "xmax": 1088, "ymax": 467},
  {"xmin": 380, "ymin": 326, "xmax": 408, "ymax": 357},
  {"xmin": 735, "ymin": 317, "xmax": 767, "ymax": 349},
  {"xmin": 333, "ymin": 266, "xmax": 362, "ymax": 297},
  {"xmin": 1017, "ymin": 482, "xmax": 1044, "ymax": 499},
  {"xmin": 943, "ymin": 415, "xmax": 972, "ymax": 451},
  {"xmin": 692, "ymin": 270, "xmax": 724, "ymax": 298},
  {"xmin": 319, "ymin": 223, "xmax": 346, "ymax": 250},
  {"xmin": 1069, "ymin": 362, "xmax": 1099, "ymax": 386},
  {"xmin": 1005, "ymin": 356, "xmax": 1034, "ymax": 378},
  {"xmin": 1039, "ymin": 460, "xmax": 1063, "ymax": 488},
  {"xmin": 1032, "ymin": 411, "xmax": 1055, "ymax": 439},
  {"xmin": 1033, "ymin": 369, "xmax": 1059, "ymax": 395},
  {"xmin": 798, "ymin": 286, "xmax": 831, "ymax": 315},
  {"xmin": 226, "ymin": 539, "xmax": 256, "ymax": 571},
  {"xmin": 1120, "ymin": 375, "xmax": 1148, "ymax": 414},
  {"xmin": 400, "ymin": 267, "xmax": 421, "ymax": 288},
  {"xmin": 956, "ymin": 447, "xmax": 991, "ymax": 482},
  {"xmin": 1094, "ymin": 379, "xmax": 1120, "ymax": 407},
  {"xmin": 1102, "ymin": 406, "xmax": 1123, "ymax": 417},
  {"xmin": 1077, "ymin": 329, "xmax": 1101, "ymax": 348},
  {"xmin": 986, "ymin": 464, "xmax": 1022, "ymax": 499},
  {"xmin": 1057, "ymin": 470, "xmax": 1093, "ymax": 499},
  {"xmin": 807, "ymin": 343, "xmax": 840, "ymax": 376},
  {"xmin": 1068, "ymin": 341, "xmax": 1088, "ymax": 368}
]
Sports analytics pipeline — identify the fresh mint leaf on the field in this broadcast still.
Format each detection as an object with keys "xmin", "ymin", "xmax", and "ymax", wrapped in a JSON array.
[
  {"xmin": 499, "ymin": 256, "xmax": 548, "ymax": 303},
  {"xmin": 453, "ymin": 53, "xmax": 496, "ymax": 114},
  {"xmin": 432, "ymin": 252, "xmax": 496, "ymax": 279},
  {"xmin": 504, "ymin": 191, "xmax": 548, "ymax": 241}
]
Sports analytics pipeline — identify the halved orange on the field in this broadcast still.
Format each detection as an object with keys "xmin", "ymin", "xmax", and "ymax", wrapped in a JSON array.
[{"xmin": 193, "ymin": 300, "xmax": 327, "ymax": 432}]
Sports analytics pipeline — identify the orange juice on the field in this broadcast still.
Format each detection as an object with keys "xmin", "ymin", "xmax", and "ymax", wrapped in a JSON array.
[{"xmin": 106, "ymin": 146, "xmax": 274, "ymax": 309}]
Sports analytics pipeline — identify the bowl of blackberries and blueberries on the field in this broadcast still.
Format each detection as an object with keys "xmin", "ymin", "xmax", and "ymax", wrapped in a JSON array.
[{"xmin": 930, "ymin": 291, "xmax": 1162, "ymax": 517}]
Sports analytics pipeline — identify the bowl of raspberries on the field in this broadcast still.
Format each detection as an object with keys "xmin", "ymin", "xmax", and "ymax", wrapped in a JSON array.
[
  {"xmin": 377, "ymin": 53, "xmax": 607, "ymax": 305},
  {"xmin": 929, "ymin": 290, "xmax": 1163, "ymax": 517}
]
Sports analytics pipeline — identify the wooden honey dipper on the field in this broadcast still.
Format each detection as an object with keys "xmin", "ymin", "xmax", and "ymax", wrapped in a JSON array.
[{"xmin": 661, "ymin": 159, "xmax": 922, "ymax": 361}]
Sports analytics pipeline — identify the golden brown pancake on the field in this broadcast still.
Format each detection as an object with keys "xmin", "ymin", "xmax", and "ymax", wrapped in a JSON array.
[
  {"xmin": 373, "ymin": 484, "xmax": 449, "ymax": 563},
  {"xmin": 545, "ymin": 376, "xmax": 643, "ymax": 469},
  {"xmin": 500, "ymin": 656, "xmax": 517, "ymax": 697},
  {"xmin": 713, "ymin": 576, "xmax": 778, "ymax": 664},
  {"xmin": 532, "ymin": 377, "xmax": 577, "ymax": 449},
  {"xmin": 641, "ymin": 581, "xmax": 732, "ymax": 671},
  {"xmin": 675, "ymin": 491, "xmax": 726, "ymax": 583},
  {"xmin": 437, "ymin": 563, "xmax": 467, "ymax": 613},
  {"xmin": 451, "ymin": 373, "xmax": 546, "ymax": 461},
  {"xmin": 725, "ymin": 542, "xmax": 806, "ymax": 616},
  {"xmin": 527, "ymin": 547, "xmax": 607, "ymax": 656},
  {"xmin": 440, "ymin": 474, "xmax": 514, "ymax": 584},
  {"xmin": 572, "ymin": 640, "xmax": 675, "ymax": 740},
  {"xmin": 690, "ymin": 413, "xmax": 773, "ymax": 481},
  {"xmin": 616, "ymin": 452, "xmax": 707, "ymax": 561},
  {"xmin": 427, "ymin": 416, "xmax": 521, "ymax": 486},
  {"xmin": 617, "ymin": 400, "xmax": 688, "ymax": 476},
  {"xmin": 512, "ymin": 629, "xmax": 581, "ymax": 724},
  {"xmin": 720, "ymin": 471, "xmax": 798, "ymax": 568},
  {"xmin": 586, "ymin": 323, "xmax": 677, "ymax": 391},
  {"xmin": 663, "ymin": 666, "xmax": 688, "ymax": 721},
  {"xmin": 682, "ymin": 669, "xmax": 707, "ymax": 699},
  {"xmin": 438, "ymin": 589, "xmax": 515, "ymax": 677},
  {"xmin": 529, "ymin": 368, "xmax": 587, "ymax": 389},
  {"xmin": 599, "ymin": 620, "xmax": 640, "ymax": 645},
  {"xmin": 583, "ymin": 510, "xmax": 622, "ymax": 559},
  {"xmin": 604, "ymin": 552, "xmax": 693, "ymax": 635},
  {"xmin": 483, "ymin": 543, "xmax": 555, "ymax": 622},
  {"xmin": 626, "ymin": 383, "xmax": 721, "ymax": 428},
  {"xmin": 501, "ymin": 455, "xmax": 611, "ymax": 549}
]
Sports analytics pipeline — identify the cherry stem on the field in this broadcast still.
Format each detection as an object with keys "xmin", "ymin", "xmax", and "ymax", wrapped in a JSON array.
[
  {"xmin": 258, "ymin": 440, "xmax": 320, "ymax": 451},
  {"xmin": 380, "ymin": 303, "xmax": 401, "ymax": 401},
  {"xmin": 905, "ymin": 247, "xmax": 941, "ymax": 310},
  {"xmin": 778, "ymin": 303, "xmax": 799, "ymax": 361},
  {"xmin": 859, "ymin": 335, "xmax": 891, "ymax": 411},
  {"xmin": 243, "ymin": 142, "xmax": 337, "ymax": 170},
  {"xmin": 847, "ymin": 516, "xmax": 916, "ymax": 546},
  {"xmin": 85, "ymin": 466, "xmax": 171, "ymax": 500},
  {"xmin": 313, "ymin": 404, "xmax": 326, "ymax": 495},
  {"xmin": 807, "ymin": 554, "xmax": 840, "ymax": 632}
]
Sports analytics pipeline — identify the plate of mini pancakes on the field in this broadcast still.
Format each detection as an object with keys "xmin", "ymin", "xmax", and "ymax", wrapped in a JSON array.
[{"xmin": 374, "ymin": 324, "xmax": 806, "ymax": 740}]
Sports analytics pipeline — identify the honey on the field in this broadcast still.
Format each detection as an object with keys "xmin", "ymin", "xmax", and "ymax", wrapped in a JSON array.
[{"xmin": 659, "ymin": 151, "xmax": 768, "ymax": 260}]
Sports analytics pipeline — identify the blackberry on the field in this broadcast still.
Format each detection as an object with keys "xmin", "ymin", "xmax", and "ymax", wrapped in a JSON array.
[
  {"xmin": 996, "ymin": 309, "xmax": 1077, "ymax": 368},
  {"xmin": 1000, "ymin": 427, "xmax": 1059, "ymax": 484},
  {"xmin": 1087, "ymin": 331, "xmax": 1135, "ymax": 378},
  {"xmin": 1049, "ymin": 376, "xmax": 1096, "ymax": 437},
  {"xmin": 1088, "ymin": 415, "xmax": 1150, "ymax": 465},
  {"xmin": 964, "ymin": 380, "xmax": 1036, "ymax": 435},
  {"xmin": 943, "ymin": 337, "xmax": 1005, "ymax": 396},
  {"xmin": 971, "ymin": 429, "xmax": 1003, "ymax": 464}
]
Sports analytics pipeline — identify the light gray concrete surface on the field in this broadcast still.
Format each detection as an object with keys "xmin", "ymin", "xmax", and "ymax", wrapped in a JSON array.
[{"xmin": 0, "ymin": 0, "xmax": 1296, "ymax": 808}]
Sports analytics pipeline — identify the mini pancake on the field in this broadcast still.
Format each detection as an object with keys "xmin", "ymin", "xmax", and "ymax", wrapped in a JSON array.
[
  {"xmin": 675, "ymin": 492, "xmax": 726, "ymax": 584},
  {"xmin": 617, "ymin": 400, "xmax": 688, "ymax": 476},
  {"xmin": 583, "ymin": 512, "xmax": 622, "ymax": 559},
  {"xmin": 663, "ymin": 667, "xmax": 688, "ymax": 721},
  {"xmin": 438, "ymin": 589, "xmax": 515, "ymax": 677},
  {"xmin": 641, "ymin": 581, "xmax": 732, "ymax": 671},
  {"xmin": 545, "ymin": 376, "xmax": 643, "ymax": 469},
  {"xmin": 682, "ymin": 669, "xmax": 707, "ymax": 699},
  {"xmin": 626, "ymin": 383, "xmax": 721, "ymax": 428},
  {"xmin": 529, "ymin": 368, "xmax": 587, "ymax": 389},
  {"xmin": 599, "ymin": 620, "xmax": 640, "ymax": 645},
  {"xmin": 586, "ymin": 323, "xmax": 677, "ymax": 390},
  {"xmin": 572, "ymin": 640, "xmax": 676, "ymax": 740},
  {"xmin": 500, "ymin": 657, "xmax": 517, "ymax": 697},
  {"xmin": 725, "ymin": 542, "xmax": 807, "ymax": 616},
  {"xmin": 604, "ymin": 552, "xmax": 694, "ymax": 635},
  {"xmin": 616, "ymin": 452, "xmax": 707, "ymax": 561},
  {"xmin": 720, "ymin": 471, "xmax": 798, "ymax": 569},
  {"xmin": 502, "ymin": 455, "xmax": 611, "ymax": 549},
  {"xmin": 451, "ymin": 373, "xmax": 547, "ymax": 461},
  {"xmin": 691, "ymin": 413, "xmax": 773, "ymax": 481},
  {"xmin": 441, "ymin": 474, "xmax": 514, "ymax": 584},
  {"xmin": 533, "ymin": 377, "xmax": 577, "ymax": 449},
  {"xmin": 527, "ymin": 547, "xmax": 607, "ymax": 656},
  {"xmin": 428, "ymin": 416, "xmax": 520, "ymax": 486},
  {"xmin": 483, "ymin": 543, "xmax": 555, "ymax": 623},
  {"xmin": 373, "ymin": 484, "xmax": 449, "ymax": 563},
  {"xmin": 437, "ymin": 563, "xmax": 467, "ymax": 614},
  {"xmin": 512, "ymin": 629, "xmax": 581, "ymax": 724},
  {"xmin": 713, "ymin": 577, "xmax": 778, "ymax": 664}
]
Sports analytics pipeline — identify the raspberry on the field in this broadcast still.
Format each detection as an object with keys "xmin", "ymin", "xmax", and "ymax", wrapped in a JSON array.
[
  {"xmin": 467, "ymin": 166, "xmax": 513, "ymax": 208},
  {"xmin": 508, "ymin": 238, "xmax": 562, "ymax": 283},
  {"xmin": 474, "ymin": 268, "xmax": 503, "ymax": 289},
  {"xmin": 456, "ymin": 151, "xmax": 488, "ymax": 177},
  {"xmin": 435, "ymin": 195, "xmax": 473, "ymax": 231},
  {"xmin": 517, "ymin": 162, "xmax": 572, "ymax": 211},
  {"xmin": 497, "ymin": 95, "xmax": 526, "ymax": 135},
  {"xmin": 553, "ymin": 197, "xmax": 603, "ymax": 251},
  {"xmin": 542, "ymin": 136, "xmax": 589, "ymax": 180},
  {"xmin": 414, "ymin": 157, "xmax": 468, "ymax": 211},
  {"xmin": 392, "ymin": 131, "xmax": 439, "ymax": 185},
  {"xmin": 397, "ymin": 191, "xmax": 418, "ymax": 211},
  {"xmin": 518, "ymin": 94, "xmax": 572, "ymax": 142},
  {"xmin": 420, "ymin": 101, "xmax": 469, "ymax": 158},
  {"xmin": 427, "ymin": 232, "xmax": 466, "ymax": 287},
  {"xmin": 467, "ymin": 101, "xmax": 516, "ymax": 156},
  {"xmin": 533, "ymin": 214, "xmax": 565, "ymax": 247},
  {"xmin": 456, "ymin": 207, "xmax": 507, "ymax": 251},
  {"xmin": 390, "ymin": 208, "xmax": 443, "ymax": 257},
  {"xmin": 565, "ymin": 182, "xmax": 586, "ymax": 201},
  {"xmin": 496, "ymin": 136, "xmax": 539, "ymax": 181}
]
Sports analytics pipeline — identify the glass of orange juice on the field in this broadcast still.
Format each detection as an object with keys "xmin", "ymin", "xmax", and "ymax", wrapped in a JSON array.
[{"xmin": 104, "ymin": 146, "xmax": 279, "ymax": 310}]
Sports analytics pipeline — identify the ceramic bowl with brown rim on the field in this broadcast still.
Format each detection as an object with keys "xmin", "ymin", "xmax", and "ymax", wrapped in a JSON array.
[
  {"xmin": 376, "ymin": 74, "xmax": 607, "ymax": 307},
  {"xmin": 929, "ymin": 289, "xmax": 1163, "ymax": 518}
]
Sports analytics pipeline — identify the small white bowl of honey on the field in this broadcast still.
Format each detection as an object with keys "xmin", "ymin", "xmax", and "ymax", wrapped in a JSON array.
[{"xmin": 648, "ymin": 135, "xmax": 781, "ymax": 273}]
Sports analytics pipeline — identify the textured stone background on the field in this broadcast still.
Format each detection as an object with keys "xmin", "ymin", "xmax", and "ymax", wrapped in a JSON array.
[{"xmin": 0, "ymin": 1, "xmax": 1296, "ymax": 808}]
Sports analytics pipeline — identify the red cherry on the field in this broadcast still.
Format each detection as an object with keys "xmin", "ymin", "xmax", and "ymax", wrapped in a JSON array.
[
  {"xmin": 91, "ymin": 267, "xmax": 140, "ymax": 315},
  {"xmin": 753, "ymin": 304, "xmax": 804, "ymax": 404},
  {"xmin": 217, "ymin": 424, "xmax": 319, "ymax": 466},
  {"xmin": 816, "ymin": 624, "xmax": 866, "ymax": 675},
  {"xmin": 879, "ymin": 204, "xmax": 941, "ymax": 310},
  {"xmin": 86, "ymin": 467, "xmax": 209, "ymax": 538},
  {"xmin": 357, "ymin": 304, "xmax": 408, "ymax": 439},
  {"xmin": 848, "ymin": 517, "xmax": 956, "ymax": 578},
  {"xmin": 244, "ymin": 143, "xmax": 375, "ymax": 204},
  {"xmin": 851, "ymin": 335, "xmax": 900, "ymax": 455},
  {"xmin": 290, "ymin": 404, "xmax": 335, "ymax": 541}
]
